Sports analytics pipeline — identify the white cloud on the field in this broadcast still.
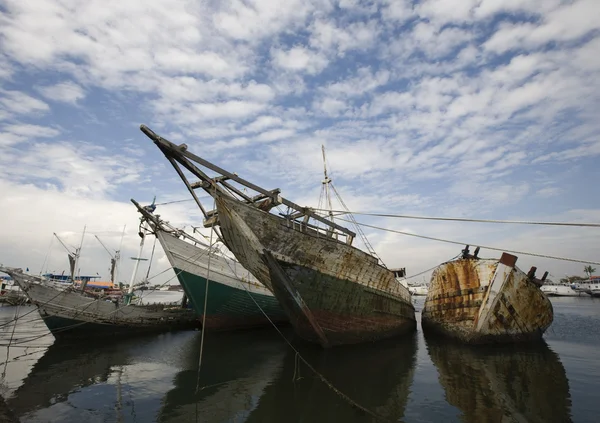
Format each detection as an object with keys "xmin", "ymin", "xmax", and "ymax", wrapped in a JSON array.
[
  {"xmin": 38, "ymin": 81, "xmax": 86, "ymax": 104},
  {"xmin": 213, "ymin": 0, "xmax": 317, "ymax": 41},
  {"xmin": 310, "ymin": 19, "xmax": 380, "ymax": 54},
  {"xmin": 271, "ymin": 46, "xmax": 329, "ymax": 75},
  {"xmin": 0, "ymin": 90, "xmax": 49, "ymax": 116},
  {"xmin": 0, "ymin": 123, "xmax": 60, "ymax": 146},
  {"xmin": 1, "ymin": 141, "xmax": 143, "ymax": 198},
  {"xmin": 314, "ymin": 97, "xmax": 347, "ymax": 116},
  {"xmin": 484, "ymin": 0, "xmax": 600, "ymax": 53}
]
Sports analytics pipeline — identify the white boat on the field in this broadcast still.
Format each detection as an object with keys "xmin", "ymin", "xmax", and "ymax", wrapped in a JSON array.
[
  {"xmin": 581, "ymin": 276, "xmax": 600, "ymax": 297},
  {"xmin": 540, "ymin": 281, "xmax": 583, "ymax": 297},
  {"xmin": 408, "ymin": 284, "xmax": 429, "ymax": 296}
]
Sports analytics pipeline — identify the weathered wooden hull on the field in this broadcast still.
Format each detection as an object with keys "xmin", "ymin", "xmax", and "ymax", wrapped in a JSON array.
[
  {"xmin": 7, "ymin": 270, "xmax": 199, "ymax": 338},
  {"xmin": 422, "ymin": 253, "xmax": 553, "ymax": 343},
  {"xmin": 156, "ymin": 229, "xmax": 288, "ymax": 330},
  {"xmin": 425, "ymin": 335, "xmax": 571, "ymax": 423},
  {"xmin": 215, "ymin": 194, "xmax": 416, "ymax": 347}
]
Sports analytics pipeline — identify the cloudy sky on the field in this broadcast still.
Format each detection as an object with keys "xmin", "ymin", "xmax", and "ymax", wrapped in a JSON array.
[{"xmin": 1, "ymin": 0, "xmax": 599, "ymax": 285}]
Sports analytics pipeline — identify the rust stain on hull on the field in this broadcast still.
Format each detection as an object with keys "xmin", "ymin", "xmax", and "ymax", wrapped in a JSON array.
[
  {"xmin": 422, "ymin": 253, "xmax": 553, "ymax": 344},
  {"xmin": 215, "ymin": 193, "xmax": 416, "ymax": 347}
]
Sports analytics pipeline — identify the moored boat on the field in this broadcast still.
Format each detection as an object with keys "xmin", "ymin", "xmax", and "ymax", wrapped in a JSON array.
[
  {"xmin": 2, "ymin": 266, "xmax": 199, "ymax": 338},
  {"xmin": 0, "ymin": 226, "xmax": 200, "ymax": 338},
  {"xmin": 140, "ymin": 124, "xmax": 416, "ymax": 348},
  {"xmin": 540, "ymin": 281, "xmax": 583, "ymax": 297},
  {"xmin": 422, "ymin": 246, "xmax": 553, "ymax": 343},
  {"xmin": 132, "ymin": 198, "xmax": 288, "ymax": 330},
  {"xmin": 581, "ymin": 276, "xmax": 600, "ymax": 297}
]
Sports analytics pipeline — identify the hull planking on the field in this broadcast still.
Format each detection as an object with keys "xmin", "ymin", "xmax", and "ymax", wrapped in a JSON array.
[
  {"xmin": 422, "ymin": 253, "xmax": 553, "ymax": 344},
  {"xmin": 215, "ymin": 194, "xmax": 416, "ymax": 347}
]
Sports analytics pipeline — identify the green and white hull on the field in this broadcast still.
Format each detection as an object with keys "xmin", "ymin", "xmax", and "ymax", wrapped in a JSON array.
[{"xmin": 156, "ymin": 230, "xmax": 287, "ymax": 330}]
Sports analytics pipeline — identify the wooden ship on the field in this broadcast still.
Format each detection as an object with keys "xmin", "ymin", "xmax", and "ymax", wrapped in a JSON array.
[
  {"xmin": 0, "ymin": 228, "xmax": 199, "ymax": 339},
  {"xmin": 425, "ymin": 335, "xmax": 571, "ymax": 423},
  {"xmin": 422, "ymin": 246, "xmax": 553, "ymax": 343},
  {"xmin": 139, "ymin": 124, "xmax": 416, "ymax": 348},
  {"xmin": 131, "ymin": 198, "xmax": 288, "ymax": 330}
]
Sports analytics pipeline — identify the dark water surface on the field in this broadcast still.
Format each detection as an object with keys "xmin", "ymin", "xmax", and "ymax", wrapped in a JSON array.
[{"xmin": 1, "ymin": 297, "xmax": 599, "ymax": 422}]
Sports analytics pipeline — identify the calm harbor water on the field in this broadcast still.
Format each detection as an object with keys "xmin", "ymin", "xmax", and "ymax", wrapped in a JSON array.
[{"xmin": 0, "ymin": 296, "xmax": 599, "ymax": 422}]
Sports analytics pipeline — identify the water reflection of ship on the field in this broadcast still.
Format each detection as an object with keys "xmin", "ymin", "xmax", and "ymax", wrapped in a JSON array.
[
  {"xmin": 7, "ymin": 338, "xmax": 136, "ymax": 417},
  {"xmin": 157, "ymin": 328, "xmax": 288, "ymax": 423},
  {"xmin": 246, "ymin": 332, "xmax": 418, "ymax": 423},
  {"xmin": 425, "ymin": 334, "xmax": 572, "ymax": 423}
]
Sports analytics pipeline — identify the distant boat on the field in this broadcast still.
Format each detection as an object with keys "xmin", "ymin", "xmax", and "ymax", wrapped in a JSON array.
[
  {"xmin": 540, "ymin": 281, "xmax": 583, "ymax": 297},
  {"xmin": 392, "ymin": 270, "xmax": 429, "ymax": 296},
  {"xmin": 581, "ymin": 276, "xmax": 600, "ymax": 297},
  {"xmin": 422, "ymin": 247, "xmax": 553, "ymax": 343},
  {"xmin": 0, "ymin": 227, "xmax": 199, "ymax": 338},
  {"xmin": 132, "ymin": 199, "xmax": 288, "ymax": 331},
  {"xmin": 141, "ymin": 124, "xmax": 416, "ymax": 347}
]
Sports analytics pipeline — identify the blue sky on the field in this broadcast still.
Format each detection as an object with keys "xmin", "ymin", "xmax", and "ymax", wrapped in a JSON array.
[{"xmin": 0, "ymin": 0, "xmax": 599, "ymax": 284}]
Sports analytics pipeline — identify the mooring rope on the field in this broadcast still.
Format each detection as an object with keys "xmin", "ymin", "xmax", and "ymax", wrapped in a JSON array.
[
  {"xmin": 336, "ymin": 218, "xmax": 600, "ymax": 266},
  {"xmin": 314, "ymin": 209, "xmax": 600, "ymax": 228},
  {"xmin": 195, "ymin": 197, "xmax": 216, "ymax": 423}
]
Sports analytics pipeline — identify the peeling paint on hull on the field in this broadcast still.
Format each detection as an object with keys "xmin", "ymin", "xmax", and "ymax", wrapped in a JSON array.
[
  {"xmin": 215, "ymin": 194, "xmax": 416, "ymax": 347},
  {"xmin": 422, "ymin": 253, "xmax": 553, "ymax": 344}
]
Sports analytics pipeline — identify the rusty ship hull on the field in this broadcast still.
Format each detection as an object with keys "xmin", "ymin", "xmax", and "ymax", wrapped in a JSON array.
[
  {"xmin": 215, "ymin": 194, "xmax": 416, "ymax": 348},
  {"xmin": 422, "ymin": 252, "xmax": 553, "ymax": 344}
]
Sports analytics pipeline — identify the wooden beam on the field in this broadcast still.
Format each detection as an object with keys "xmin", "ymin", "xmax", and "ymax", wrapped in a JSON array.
[{"xmin": 142, "ymin": 125, "xmax": 356, "ymax": 238}]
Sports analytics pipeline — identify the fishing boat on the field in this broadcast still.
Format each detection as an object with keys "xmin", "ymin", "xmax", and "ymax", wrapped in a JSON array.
[
  {"xmin": 540, "ymin": 281, "xmax": 582, "ymax": 297},
  {"xmin": 132, "ymin": 198, "xmax": 288, "ymax": 330},
  {"xmin": 422, "ymin": 246, "xmax": 553, "ymax": 343},
  {"xmin": 139, "ymin": 124, "xmax": 416, "ymax": 348},
  {"xmin": 0, "ymin": 228, "xmax": 199, "ymax": 338}
]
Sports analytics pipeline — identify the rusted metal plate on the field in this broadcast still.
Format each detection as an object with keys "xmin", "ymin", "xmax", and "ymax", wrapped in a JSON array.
[{"xmin": 422, "ymin": 254, "xmax": 553, "ymax": 344}]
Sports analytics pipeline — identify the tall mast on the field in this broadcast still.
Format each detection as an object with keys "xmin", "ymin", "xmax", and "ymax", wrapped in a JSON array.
[
  {"xmin": 75, "ymin": 226, "xmax": 88, "ymax": 290},
  {"xmin": 115, "ymin": 225, "xmax": 126, "ymax": 285},
  {"xmin": 321, "ymin": 145, "xmax": 334, "ymax": 225}
]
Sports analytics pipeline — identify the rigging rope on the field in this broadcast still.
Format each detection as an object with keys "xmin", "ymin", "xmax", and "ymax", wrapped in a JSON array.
[
  {"xmin": 195, "ymin": 196, "xmax": 217, "ymax": 423},
  {"xmin": 314, "ymin": 209, "xmax": 600, "ymax": 228},
  {"xmin": 336, "ymin": 217, "xmax": 600, "ymax": 266}
]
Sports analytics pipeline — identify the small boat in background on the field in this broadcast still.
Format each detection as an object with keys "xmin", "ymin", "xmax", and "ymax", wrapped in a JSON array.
[
  {"xmin": 540, "ymin": 281, "xmax": 583, "ymax": 297},
  {"xmin": 0, "ymin": 226, "xmax": 199, "ymax": 338},
  {"xmin": 422, "ymin": 246, "xmax": 553, "ymax": 344},
  {"xmin": 132, "ymin": 198, "xmax": 288, "ymax": 331},
  {"xmin": 392, "ymin": 270, "xmax": 429, "ymax": 297},
  {"xmin": 581, "ymin": 276, "xmax": 600, "ymax": 297}
]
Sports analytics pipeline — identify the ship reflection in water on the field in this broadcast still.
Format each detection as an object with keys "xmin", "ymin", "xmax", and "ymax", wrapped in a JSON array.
[
  {"xmin": 160, "ymin": 331, "xmax": 418, "ymax": 423},
  {"xmin": 244, "ymin": 332, "xmax": 418, "ymax": 423},
  {"xmin": 2, "ymin": 312, "xmax": 575, "ymax": 423},
  {"xmin": 425, "ymin": 333, "xmax": 572, "ymax": 423}
]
